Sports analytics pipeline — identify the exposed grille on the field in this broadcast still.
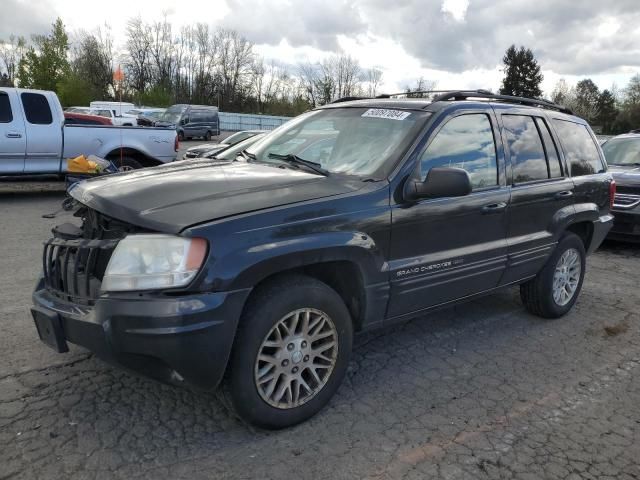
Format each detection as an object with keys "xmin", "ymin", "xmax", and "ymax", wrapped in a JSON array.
[
  {"xmin": 43, "ymin": 237, "xmax": 118, "ymax": 305},
  {"xmin": 613, "ymin": 193, "xmax": 640, "ymax": 210}
]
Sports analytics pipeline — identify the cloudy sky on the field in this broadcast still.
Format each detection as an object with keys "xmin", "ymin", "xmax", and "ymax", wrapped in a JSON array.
[{"xmin": 4, "ymin": 0, "xmax": 640, "ymax": 95}]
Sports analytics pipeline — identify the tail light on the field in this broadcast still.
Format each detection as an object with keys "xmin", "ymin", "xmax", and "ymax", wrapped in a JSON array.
[
  {"xmin": 609, "ymin": 179, "xmax": 616, "ymax": 209},
  {"xmin": 174, "ymin": 134, "xmax": 179, "ymax": 152}
]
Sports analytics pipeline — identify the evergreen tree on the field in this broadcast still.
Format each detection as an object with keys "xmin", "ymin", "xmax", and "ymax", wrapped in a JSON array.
[
  {"xmin": 17, "ymin": 18, "xmax": 69, "ymax": 90},
  {"xmin": 596, "ymin": 89, "xmax": 618, "ymax": 134},
  {"xmin": 499, "ymin": 45, "xmax": 543, "ymax": 98}
]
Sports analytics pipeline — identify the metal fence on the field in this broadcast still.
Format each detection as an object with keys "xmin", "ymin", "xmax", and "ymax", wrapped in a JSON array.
[{"xmin": 219, "ymin": 112, "xmax": 291, "ymax": 132}]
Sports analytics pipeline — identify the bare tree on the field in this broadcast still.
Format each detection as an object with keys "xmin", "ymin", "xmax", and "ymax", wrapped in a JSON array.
[
  {"xmin": 124, "ymin": 17, "xmax": 153, "ymax": 96},
  {"xmin": 0, "ymin": 35, "xmax": 27, "ymax": 86},
  {"xmin": 365, "ymin": 67, "xmax": 383, "ymax": 97}
]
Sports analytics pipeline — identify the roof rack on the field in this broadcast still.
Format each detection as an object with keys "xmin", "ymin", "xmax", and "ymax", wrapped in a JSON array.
[
  {"xmin": 431, "ymin": 90, "xmax": 574, "ymax": 115},
  {"xmin": 330, "ymin": 89, "xmax": 574, "ymax": 115}
]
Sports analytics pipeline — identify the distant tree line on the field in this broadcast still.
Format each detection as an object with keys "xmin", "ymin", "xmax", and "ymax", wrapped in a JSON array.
[
  {"xmin": 499, "ymin": 43, "xmax": 640, "ymax": 134},
  {"xmin": 3, "ymin": 22, "xmax": 640, "ymax": 131},
  {"xmin": 0, "ymin": 18, "xmax": 383, "ymax": 116}
]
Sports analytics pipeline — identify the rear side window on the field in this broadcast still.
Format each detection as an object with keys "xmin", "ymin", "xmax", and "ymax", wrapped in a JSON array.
[
  {"xmin": 420, "ymin": 113, "xmax": 498, "ymax": 190},
  {"xmin": 552, "ymin": 119, "xmax": 605, "ymax": 176},
  {"xmin": 21, "ymin": 93, "xmax": 53, "ymax": 125},
  {"xmin": 502, "ymin": 115, "xmax": 548, "ymax": 183},
  {"xmin": 0, "ymin": 92, "xmax": 12, "ymax": 122},
  {"xmin": 535, "ymin": 117, "xmax": 563, "ymax": 178}
]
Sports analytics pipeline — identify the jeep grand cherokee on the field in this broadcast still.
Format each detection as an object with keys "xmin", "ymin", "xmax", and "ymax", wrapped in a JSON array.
[{"xmin": 31, "ymin": 90, "xmax": 614, "ymax": 429}]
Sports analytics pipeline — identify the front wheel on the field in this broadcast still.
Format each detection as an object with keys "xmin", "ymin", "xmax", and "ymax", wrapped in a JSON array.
[
  {"xmin": 226, "ymin": 275, "xmax": 353, "ymax": 429},
  {"xmin": 520, "ymin": 233, "xmax": 586, "ymax": 318},
  {"xmin": 204, "ymin": 130, "xmax": 212, "ymax": 141}
]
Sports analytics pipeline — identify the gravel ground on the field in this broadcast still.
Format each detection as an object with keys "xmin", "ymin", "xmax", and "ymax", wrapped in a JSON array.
[{"xmin": 1, "ymin": 191, "xmax": 639, "ymax": 480}]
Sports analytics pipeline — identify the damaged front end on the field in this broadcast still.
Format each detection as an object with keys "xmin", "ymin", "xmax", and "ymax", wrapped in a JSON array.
[{"xmin": 42, "ymin": 202, "xmax": 148, "ymax": 306}]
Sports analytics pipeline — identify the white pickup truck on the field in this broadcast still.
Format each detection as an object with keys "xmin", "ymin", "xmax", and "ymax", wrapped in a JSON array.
[{"xmin": 0, "ymin": 88, "xmax": 177, "ymax": 174}]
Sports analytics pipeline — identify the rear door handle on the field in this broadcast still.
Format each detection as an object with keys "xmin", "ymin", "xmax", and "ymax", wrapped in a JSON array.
[
  {"xmin": 481, "ymin": 202, "xmax": 507, "ymax": 214},
  {"xmin": 5, "ymin": 131, "xmax": 22, "ymax": 138},
  {"xmin": 554, "ymin": 190, "xmax": 574, "ymax": 200}
]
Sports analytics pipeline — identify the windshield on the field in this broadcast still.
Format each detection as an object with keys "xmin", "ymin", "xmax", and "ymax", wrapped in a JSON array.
[
  {"xmin": 159, "ymin": 106, "xmax": 186, "ymax": 123},
  {"xmin": 246, "ymin": 107, "xmax": 430, "ymax": 176},
  {"xmin": 213, "ymin": 134, "xmax": 267, "ymax": 160},
  {"xmin": 225, "ymin": 131, "xmax": 258, "ymax": 145},
  {"xmin": 601, "ymin": 138, "xmax": 640, "ymax": 165}
]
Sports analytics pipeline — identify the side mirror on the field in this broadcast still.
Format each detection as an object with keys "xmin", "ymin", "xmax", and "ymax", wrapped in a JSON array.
[{"xmin": 404, "ymin": 167, "xmax": 472, "ymax": 201}]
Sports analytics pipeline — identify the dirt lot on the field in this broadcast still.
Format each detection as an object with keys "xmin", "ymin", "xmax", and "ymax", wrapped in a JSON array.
[{"xmin": 1, "ymin": 190, "xmax": 639, "ymax": 480}]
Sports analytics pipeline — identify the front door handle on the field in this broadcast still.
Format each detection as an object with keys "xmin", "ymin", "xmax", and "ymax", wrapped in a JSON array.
[
  {"xmin": 5, "ymin": 131, "xmax": 22, "ymax": 138},
  {"xmin": 554, "ymin": 190, "xmax": 574, "ymax": 200},
  {"xmin": 481, "ymin": 202, "xmax": 507, "ymax": 214}
]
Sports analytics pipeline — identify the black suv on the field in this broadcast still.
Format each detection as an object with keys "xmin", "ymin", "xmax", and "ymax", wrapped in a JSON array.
[{"xmin": 31, "ymin": 91, "xmax": 614, "ymax": 429}]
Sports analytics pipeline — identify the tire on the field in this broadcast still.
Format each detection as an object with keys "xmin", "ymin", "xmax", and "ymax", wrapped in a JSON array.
[
  {"xmin": 226, "ymin": 275, "xmax": 353, "ymax": 429},
  {"xmin": 520, "ymin": 233, "xmax": 586, "ymax": 319},
  {"xmin": 110, "ymin": 156, "xmax": 143, "ymax": 172},
  {"xmin": 204, "ymin": 130, "xmax": 212, "ymax": 141},
  {"xmin": 178, "ymin": 131, "xmax": 184, "ymax": 142}
]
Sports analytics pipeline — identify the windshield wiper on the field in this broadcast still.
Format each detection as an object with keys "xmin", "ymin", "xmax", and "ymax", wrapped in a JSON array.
[
  {"xmin": 238, "ymin": 149, "xmax": 256, "ymax": 161},
  {"xmin": 267, "ymin": 153, "xmax": 330, "ymax": 176}
]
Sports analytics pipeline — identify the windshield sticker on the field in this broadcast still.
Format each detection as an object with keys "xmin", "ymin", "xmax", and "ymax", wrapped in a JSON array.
[{"xmin": 362, "ymin": 109, "xmax": 411, "ymax": 121}]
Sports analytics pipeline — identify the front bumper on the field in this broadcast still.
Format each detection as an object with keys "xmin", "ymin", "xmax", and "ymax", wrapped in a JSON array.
[
  {"xmin": 608, "ymin": 209, "xmax": 640, "ymax": 242},
  {"xmin": 31, "ymin": 280, "xmax": 251, "ymax": 389}
]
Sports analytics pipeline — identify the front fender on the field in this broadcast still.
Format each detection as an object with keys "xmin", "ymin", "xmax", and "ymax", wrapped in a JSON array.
[{"xmin": 206, "ymin": 231, "xmax": 387, "ymax": 291}]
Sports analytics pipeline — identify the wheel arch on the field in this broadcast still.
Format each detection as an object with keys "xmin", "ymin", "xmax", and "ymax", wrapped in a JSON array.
[{"xmin": 105, "ymin": 147, "xmax": 162, "ymax": 168}]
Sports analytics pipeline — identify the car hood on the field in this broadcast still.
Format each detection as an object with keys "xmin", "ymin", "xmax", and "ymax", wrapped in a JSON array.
[
  {"xmin": 187, "ymin": 142, "xmax": 228, "ymax": 153},
  {"xmin": 68, "ymin": 161, "xmax": 363, "ymax": 234},
  {"xmin": 609, "ymin": 165, "xmax": 640, "ymax": 188}
]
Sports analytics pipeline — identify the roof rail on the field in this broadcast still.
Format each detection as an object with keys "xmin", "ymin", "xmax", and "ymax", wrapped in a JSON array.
[
  {"xmin": 431, "ymin": 90, "xmax": 574, "ymax": 115},
  {"xmin": 330, "ymin": 96, "xmax": 371, "ymax": 104}
]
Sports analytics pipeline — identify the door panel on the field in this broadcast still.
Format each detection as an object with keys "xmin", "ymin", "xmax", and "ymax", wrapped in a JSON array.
[
  {"xmin": 0, "ymin": 91, "xmax": 26, "ymax": 173},
  {"xmin": 388, "ymin": 110, "xmax": 509, "ymax": 319},
  {"xmin": 388, "ymin": 189, "xmax": 509, "ymax": 317},
  {"xmin": 497, "ymin": 112, "xmax": 576, "ymax": 284},
  {"xmin": 22, "ymin": 92, "xmax": 63, "ymax": 173},
  {"xmin": 501, "ymin": 178, "xmax": 575, "ymax": 284}
]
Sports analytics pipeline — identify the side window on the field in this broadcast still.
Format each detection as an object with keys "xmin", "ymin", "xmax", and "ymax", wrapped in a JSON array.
[
  {"xmin": 535, "ymin": 117, "xmax": 563, "ymax": 178},
  {"xmin": 420, "ymin": 113, "xmax": 498, "ymax": 190},
  {"xmin": 502, "ymin": 115, "xmax": 548, "ymax": 183},
  {"xmin": 552, "ymin": 119, "xmax": 605, "ymax": 176},
  {"xmin": 21, "ymin": 93, "xmax": 53, "ymax": 125},
  {"xmin": 0, "ymin": 92, "xmax": 12, "ymax": 122}
]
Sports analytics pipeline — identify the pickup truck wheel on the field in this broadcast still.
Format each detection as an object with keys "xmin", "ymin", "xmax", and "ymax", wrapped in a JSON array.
[
  {"xmin": 178, "ymin": 131, "xmax": 184, "ymax": 141},
  {"xmin": 110, "ymin": 156, "xmax": 143, "ymax": 171},
  {"xmin": 204, "ymin": 130, "xmax": 212, "ymax": 141},
  {"xmin": 227, "ymin": 275, "xmax": 353, "ymax": 429},
  {"xmin": 520, "ymin": 233, "xmax": 586, "ymax": 319}
]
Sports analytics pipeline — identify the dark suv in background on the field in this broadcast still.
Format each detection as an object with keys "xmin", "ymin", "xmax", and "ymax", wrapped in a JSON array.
[
  {"xmin": 31, "ymin": 91, "xmax": 614, "ymax": 429},
  {"xmin": 601, "ymin": 133, "xmax": 640, "ymax": 241},
  {"xmin": 157, "ymin": 104, "xmax": 220, "ymax": 141}
]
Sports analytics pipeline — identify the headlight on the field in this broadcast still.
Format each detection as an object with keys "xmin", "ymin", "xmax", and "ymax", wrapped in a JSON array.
[{"xmin": 101, "ymin": 234, "xmax": 208, "ymax": 292}]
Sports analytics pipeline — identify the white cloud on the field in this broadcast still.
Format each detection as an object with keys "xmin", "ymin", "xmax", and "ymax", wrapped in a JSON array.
[{"xmin": 441, "ymin": 0, "xmax": 470, "ymax": 22}]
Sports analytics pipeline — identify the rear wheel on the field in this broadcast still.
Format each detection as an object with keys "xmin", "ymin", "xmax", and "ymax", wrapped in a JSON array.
[
  {"xmin": 178, "ymin": 131, "xmax": 184, "ymax": 142},
  {"xmin": 204, "ymin": 130, "xmax": 212, "ymax": 141},
  {"xmin": 226, "ymin": 275, "xmax": 353, "ymax": 429},
  {"xmin": 109, "ymin": 156, "xmax": 143, "ymax": 172},
  {"xmin": 520, "ymin": 233, "xmax": 586, "ymax": 318}
]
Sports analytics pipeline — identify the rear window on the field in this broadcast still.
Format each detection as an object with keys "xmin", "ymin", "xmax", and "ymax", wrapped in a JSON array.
[
  {"xmin": 21, "ymin": 92, "xmax": 53, "ymax": 125},
  {"xmin": 0, "ymin": 92, "xmax": 12, "ymax": 122},
  {"xmin": 552, "ymin": 119, "xmax": 605, "ymax": 176}
]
